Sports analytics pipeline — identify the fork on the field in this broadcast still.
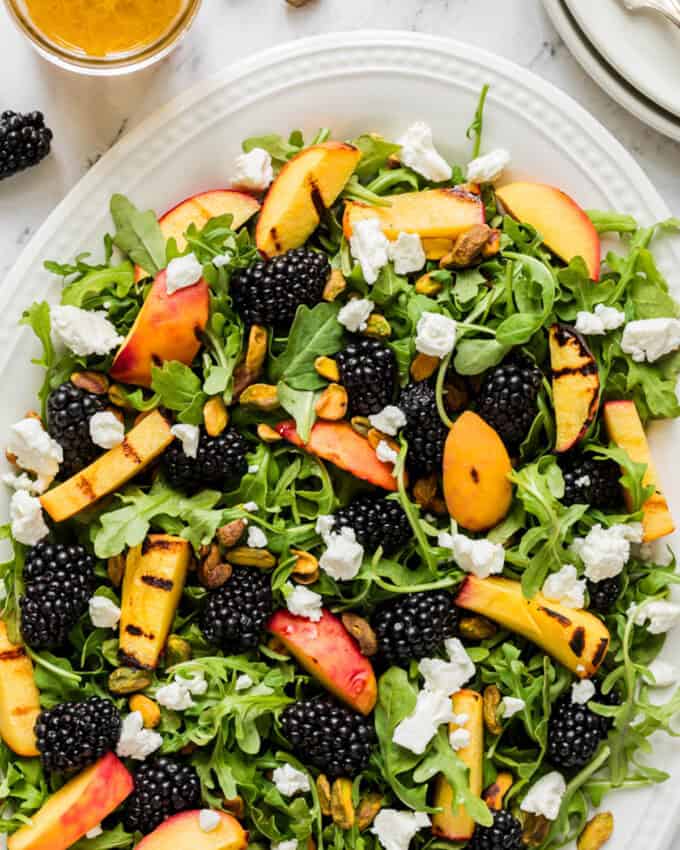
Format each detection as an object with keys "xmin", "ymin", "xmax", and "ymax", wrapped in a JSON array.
[{"xmin": 622, "ymin": 0, "xmax": 680, "ymax": 28}]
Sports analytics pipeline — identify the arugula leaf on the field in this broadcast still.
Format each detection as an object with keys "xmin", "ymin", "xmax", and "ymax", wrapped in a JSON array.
[
  {"xmin": 151, "ymin": 361, "xmax": 207, "ymax": 424},
  {"xmin": 60, "ymin": 262, "xmax": 135, "ymax": 308},
  {"xmin": 585, "ymin": 443, "xmax": 654, "ymax": 512},
  {"xmin": 351, "ymin": 134, "xmax": 402, "ymax": 182},
  {"xmin": 269, "ymin": 303, "xmax": 344, "ymax": 390},
  {"xmin": 242, "ymin": 132, "xmax": 305, "ymax": 162},
  {"xmin": 277, "ymin": 383, "xmax": 318, "ymax": 442},
  {"xmin": 587, "ymin": 210, "xmax": 639, "ymax": 234},
  {"xmin": 466, "ymin": 83, "xmax": 490, "ymax": 159},
  {"xmin": 110, "ymin": 194, "xmax": 166, "ymax": 276},
  {"xmin": 71, "ymin": 824, "xmax": 133, "ymax": 849},
  {"xmin": 454, "ymin": 338, "xmax": 509, "ymax": 375}
]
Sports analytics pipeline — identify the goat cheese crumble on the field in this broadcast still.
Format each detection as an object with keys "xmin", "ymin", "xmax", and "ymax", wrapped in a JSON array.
[
  {"xmin": 415, "ymin": 312, "xmax": 457, "ymax": 357},
  {"xmin": 520, "ymin": 771, "xmax": 566, "ymax": 821},
  {"xmin": 51, "ymin": 305, "xmax": 123, "ymax": 357},
  {"xmin": 232, "ymin": 147, "xmax": 274, "ymax": 192},
  {"xmin": 572, "ymin": 523, "xmax": 643, "ymax": 582},
  {"xmin": 371, "ymin": 809, "xmax": 431, "ymax": 850},
  {"xmin": 247, "ymin": 526, "xmax": 268, "ymax": 548},
  {"xmin": 272, "ymin": 763, "xmax": 311, "ymax": 796},
  {"xmin": 418, "ymin": 638, "xmax": 476, "ymax": 695},
  {"xmin": 235, "ymin": 674, "xmax": 254, "ymax": 691},
  {"xmin": 621, "ymin": 318, "xmax": 680, "ymax": 363},
  {"xmin": 387, "ymin": 232, "xmax": 426, "ymax": 275},
  {"xmin": 632, "ymin": 600, "xmax": 680, "ymax": 634},
  {"xmin": 466, "ymin": 148, "xmax": 511, "ymax": 184},
  {"xmin": 369, "ymin": 405, "xmax": 407, "ymax": 436},
  {"xmin": 166, "ymin": 253, "xmax": 203, "ymax": 295},
  {"xmin": 89, "ymin": 411, "xmax": 124, "ymax": 449},
  {"xmin": 571, "ymin": 679, "xmax": 596, "ymax": 705},
  {"xmin": 501, "ymin": 697, "xmax": 525, "ymax": 718},
  {"xmin": 349, "ymin": 219, "xmax": 389, "ymax": 284},
  {"xmin": 376, "ymin": 440, "xmax": 398, "ymax": 465},
  {"xmin": 285, "ymin": 583, "xmax": 323, "ymax": 622},
  {"xmin": 338, "ymin": 298, "xmax": 374, "ymax": 332},
  {"xmin": 116, "ymin": 711, "xmax": 163, "ymax": 760},
  {"xmin": 8, "ymin": 417, "xmax": 62, "ymax": 482},
  {"xmin": 439, "ymin": 531, "xmax": 504, "ymax": 578},
  {"xmin": 392, "ymin": 688, "xmax": 456, "ymax": 754},
  {"xmin": 199, "ymin": 810, "xmax": 221, "ymax": 833},
  {"xmin": 644, "ymin": 659, "xmax": 677, "ymax": 688},
  {"xmin": 449, "ymin": 727, "xmax": 471, "ymax": 751},
  {"xmin": 10, "ymin": 491, "xmax": 48, "ymax": 546},
  {"xmin": 542, "ymin": 564, "xmax": 586, "ymax": 609},
  {"xmin": 319, "ymin": 526, "xmax": 364, "ymax": 581},
  {"xmin": 397, "ymin": 122, "xmax": 452, "ymax": 183},
  {"xmin": 171, "ymin": 423, "xmax": 200, "ymax": 458},
  {"xmin": 89, "ymin": 595, "xmax": 121, "ymax": 629},
  {"xmin": 574, "ymin": 304, "xmax": 626, "ymax": 336}
]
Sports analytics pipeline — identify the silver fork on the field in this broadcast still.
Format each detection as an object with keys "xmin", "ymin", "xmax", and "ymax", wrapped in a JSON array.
[{"xmin": 622, "ymin": 0, "xmax": 680, "ymax": 28}]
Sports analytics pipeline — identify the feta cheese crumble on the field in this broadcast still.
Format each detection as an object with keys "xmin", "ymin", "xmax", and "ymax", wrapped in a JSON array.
[
  {"xmin": 338, "ymin": 297, "xmax": 375, "ymax": 332},
  {"xmin": 387, "ymin": 232, "xmax": 426, "ymax": 275},
  {"xmin": 156, "ymin": 670, "xmax": 207, "ymax": 711},
  {"xmin": 520, "ymin": 772, "xmax": 567, "ymax": 821},
  {"xmin": 213, "ymin": 252, "xmax": 233, "ymax": 268},
  {"xmin": 440, "ymin": 531, "xmax": 504, "ymax": 579},
  {"xmin": 415, "ymin": 312, "xmax": 457, "ymax": 358},
  {"xmin": 376, "ymin": 440, "xmax": 398, "ymax": 465},
  {"xmin": 371, "ymin": 809, "xmax": 431, "ymax": 850},
  {"xmin": 10, "ymin": 491, "xmax": 48, "ymax": 546},
  {"xmin": 243, "ymin": 501, "xmax": 259, "ymax": 512},
  {"xmin": 89, "ymin": 595, "xmax": 121, "ymax": 629},
  {"xmin": 171, "ymin": 424, "xmax": 200, "ymax": 458},
  {"xmin": 368, "ymin": 405, "xmax": 407, "ymax": 436},
  {"xmin": 466, "ymin": 148, "xmax": 511, "ymax": 184},
  {"xmin": 285, "ymin": 583, "xmax": 323, "ymax": 622},
  {"xmin": 235, "ymin": 674, "xmax": 254, "ymax": 691},
  {"xmin": 418, "ymin": 638, "xmax": 476, "ymax": 695},
  {"xmin": 542, "ymin": 564, "xmax": 586, "ymax": 609},
  {"xmin": 571, "ymin": 679, "xmax": 596, "ymax": 705},
  {"xmin": 51, "ymin": 305, "xmax": 123, "ymax": 357},
  {"xmin": 2, "ymin": 471, "xmax": 45, "ymax": 494},
  {"xmin": 166, "ymin": 253, "xmax": 203, "ymax": 295},
  {"xmin": 89, "ymin": 411, "xmax": 124, "ymax": 449},
  {"xmin": 316, "ymin": 514, "xmax": 336, "ymax": 539},
  {"xmin": 116, "ymin": 711, "xmax": 163, "ymax": 760},
  {"xmin": 633, "ymin": 600, "xmax": 680, "ymax": 634},
  {"xmin": 449, "ymin": 727, "xmax": 471, "ymax": 751},
  {"xmin": 397, "ymin": 122, "xmax": 452, "ymax": 183},
  {"xmin": 644, "ymin": 659, "xmax": 677, "ymax": 688},
  {"xmin": 572, "ymin": 523, "xmax": 643, "ymax": 582},
  {"xmin": 199, "ymin": 810, "xmax": 221, "ymax": 833},
  {"xmin": 392, "ymin": 688, "xmax": 457, "ymax": 754},
  {"xmin": 500, "ymin": 697, "xmax": 525, "ymax": 718},
  {"xmin": 272, "ymin": 763, "xmax": 311, "ymax": 796},
  {"xmin": 272, "ymin": 841, "xmax": 298, "ymax": 850},
  {"xmin": 247, "ymin": 526, "xmax": 268, "ymax": 548},
  {"xmin": 319, "ymin": 527, "xmax": 364, "ymax": 581},
  {"xmin": 574, "ymin": 304, "xmax": 626, "ymax": 336},
  {"xmin": 621, "ymin": 318, "xmax": 680, "ymax": 363},
  {"xmin": 8, "ymin": 418, "xmax": 62, "ymax": 482},
  {"xmin": 232, "ymin": 147, "xmax": 274, "ymax": 192},
  {"xmin": 349, "ymin": 219, "xmax": 389, "ymax": 285}
]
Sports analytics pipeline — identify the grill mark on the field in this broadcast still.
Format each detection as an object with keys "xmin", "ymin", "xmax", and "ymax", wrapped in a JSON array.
[
  {"xmin": 0, "ymin": 647, "xmax": 26, "ymax": 662},
  {"xmin": 120, "ymin": 438, "xmax": 141, "ymax": 464},
  {"xmin": 569, "ymin": 626, "xmax": 586, "ymax": 657},
  {"xmin": 470, "ymin": 467, "xmax": 480, "ymax": 483},
  {"xmin": 151, "ymin": 353, "xmax": 163, "ymax": 367},
  {"xmin": 309, "ymin": 177, "xmax": 326, "ymax": 219},
  {"xmin": 125, "ymin": 624, "xmax": 143, "ymax": 636},
  {"xmin": 141, "ymin": 574, "xmax": 173, "ymax": 591},
  {"xmin": 552, "ymin": 362, "xmax": 599, "ymax": 379},
  {"xmin": 270, "ymin": 226, "xmax": 282, "ymax": 253},
  {"xmin": 592, "ymin": 636, "xmax": 609, "ymax": 668},
  {"xmin": 12, "ymin": 705, "xmax": 36, "ymax": 716},
  {"xmin": 76, "ymin": 476, "xmax": 96, "ymax": 501},
  {"xmin": 118, "ymin": 650, "xmax": 153, "ymax": 670},
  {"xmin": 143, "ymin": 537, "xmax": 182, "ymax": 554},
  {"xmin": 538, "ymin": 606, "xmax": 572, "ymax": 627}
]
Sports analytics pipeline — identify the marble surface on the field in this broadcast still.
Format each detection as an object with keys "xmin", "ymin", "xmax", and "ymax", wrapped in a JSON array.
[{"xmin": 1, "ymin": 0, "xmax": 680, "ymax": 283}]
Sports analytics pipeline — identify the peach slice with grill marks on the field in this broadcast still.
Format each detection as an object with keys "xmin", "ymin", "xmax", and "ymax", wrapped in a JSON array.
[
  {"xmin": 136, "ymin": 810, "xmax": 249, "ymax": 850},
  {"xmin": 549, "ymin": 324, "xmax": 600, "ymax": 453}
]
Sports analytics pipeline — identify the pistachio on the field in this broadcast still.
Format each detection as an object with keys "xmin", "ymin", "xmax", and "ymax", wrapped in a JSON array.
[
  {"xmin": 323, "ymin": 268, "xmax": 347, "ymax": 302},
  {"xmin": 204, "ymin": 397, "xmax": 229, "ymax": 436},
  {"xmin": 5, "ymin": 450, "xmax": 16, "ymax": 465},
  {"xmin": 410, "ymin": 352, "xmax": 439, "ymax": 382},
  {"xmin": 292, "ymin": 568, "xmax": 320, "ymax": 585},
  {"xmin": 226, "ymin": 547, "xmax": 277, "ymax": 569},
  {"xmin": 444, "ymin": 377, "xmax": 470, "ymax": 412},
  {"xmin": 107, "ymin": 554, "xmax": 126, "ymax": 588},
  {"xmin": 356, "ymin": 792, "xmax": 383, "ymax": 832},
  {"xmin": 315, "ymin": 384, "xmax": 348, "ymax": 421},
  {"xmin": 291, "ymin": 549, "xmax": 319, "ymax": 576},
  {"xmin": 521, "ymin": 813, "xmax": 551, "ymax": 848},
  {"xmin": 223, "ymin": 795, "xmax": 245, "ymax": 819},
  {"xmin": 108, "ymin": 384, "xmax": 136, "ymax": 409},
  {"xmin": 577, "ymin": 813, "xmax": 614, "ymax": 850},
  {"xmin": 233, "ymin": 325, "xmax": 269, "ymax": 398},
  {"xmin": 481, "ymin": 772, "xmax": 514, "ymax": 811},
  {"xmin": 257, "ymin": 423, "xmax": 283, "ymax": 443},
  {"xmin": 198, "ymin": 544, "xmax": 232, "ymax": 589},
  {"xmin": 71, "ymin": 370, "xmax": 110, "ymax": 395},
  {"xmin": 316, "ymin": 774, "xmax": 332, "ymax": 817},
  {"xmin": 129, "ymin": 694, "xmax": 161, "ymax": 728},
  {"xmin": 341, "ymin": 612, "xmax": 378, "ymax": 657},
  {"xmin": 413, "ymin": 473, "xmax": 437, "ymax": 509},
  {"xmin": 217, "ymin": 519, "xmax": 247, "ymax": 549},
  {"xmin": 440, "ymin": 224, "xmax": 492, "ymax": 269},
  {"xmin": 482, "ymin": 228, "xmax": 502, "ymax": 258},
  {"xmin": 330, "ymin": 778, "xmax": 355, "ymax": 830},
  {"xmin": 165, "ymin": 635, "xmax": 192, "ymax": 667},
  {"xmin": 415, "ymin": 273, "xmax": 443, "ymax": 296},
  {"xmin": 367, "ymin": 428, "xmax": 399, "ymax": 455},
  {"xmin": 314, "ymin": 355, "xmax": 341, "ymax": 383},
  {"xmin": 363, "ymin": 314, "xmax": 391, "ymax": 339},
  {"xmin": 459, "ymin": 615, "xmax": 498, "ymax": 641},
  {"xmin": 239, "ymin": 383, "xmax": 280, "ymax": 411},
  {"xmin": 350, "ymin": 416, "xmax": 371, "ymax": 437},
  {"xmin": 108, "ymin": 667, "xmax": 153, "ymax": 695},
  {"xmin": 483, "ymin": 685, "xmax": 503, "ymax": 736}
]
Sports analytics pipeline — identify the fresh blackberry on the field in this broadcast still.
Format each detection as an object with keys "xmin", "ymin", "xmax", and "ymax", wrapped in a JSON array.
[
  {"xmin": 476, "ymin": 356, "xmax": 543, "ymax": 450},
  {"xmin": 372, "ymin": 590, "xmax": 458, "ymax": 664},
  {"xmin": 46, "ymin": 381, "xmax": 106, "ymax": 478},
  {"xmin": 123, "ymin": 756, "xmax": 201, "ymax": 835},
  {"xmin": 559, "ymin": 454, "xmax": 622, "ymax": 509},
  {"xmin": 231, "ymin": 248, "xmax": 329, "ymax": 328},
  {"xmin": 0, "ymin": 110, "xmax": 52, "ymax": 180},
  {"xmin": 587, "ymin": 576, "xmax": 622, "ymax": 613},
  {"xmin": 280, "ymin": 695, "xmax": 375, "ymax": 778},
  {"xmin": 469, "ymin": 810, "xmax": 524, "ymax": 850},
  {"xmin": 333, "ymin": 496, "xmax": 411, "ymax": 555},
  {"xmin": 35, "ymin": 697, "xmax": 121, "ymax": 773},
  {"xmin": 163, "ymin": 426, "xmax": 247, "ymax": 491},
  {"xmin": 21, "ymin": 541, "xmax": 96, "ymax": 650},
  {"xmin": 398, "ymin": 381, "xmax": 447, "ymax": 477},
  {"xmin": 547, "ymin": 687, "xmax": 618, "ymax": 770},
  {"xmin": 201, "ymin": 566, "xmax": 273, "ymax": 652},
  {"xmin": 336, "ymin": 337, "xmax": 397, "ymax": 417}
]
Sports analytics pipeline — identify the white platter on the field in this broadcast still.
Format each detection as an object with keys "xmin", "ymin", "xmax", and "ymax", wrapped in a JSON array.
[{"xmin": 2, "ymin": 30, "xmax": 680, "ymax": 850}]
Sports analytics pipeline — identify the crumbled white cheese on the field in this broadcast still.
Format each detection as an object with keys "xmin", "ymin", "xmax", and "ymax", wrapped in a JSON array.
[
  {"xmin": 243, "ymin": 501, "xmax": 259, "ymax": 512},
  {"xmin": 213, "ymin": 251, "xmax": 233, "ymax": 269},
  {"xmin": 10, "ymin": 491, "xmax": 48, "ymax": 546},
  {"xmin": 571, "ymin": 679, "xmax": 596, "ymax": 705},
  {"xmin": 376, "ymin": 440, "xmax": 398, "ymax": 465},
  {"xmin": 272, "ymin": 841, "xmax": 298, "ymax": 850},
  {"xmin": 166, "ymin": 253, "xmax": 203, "ymax": 295},
  {"xmin": 272, "ymin": 763, "xmax": 311, "ymax": 796},
  {"xmin": 349, "ymin": 219, "xmax": 390, "ymax": 284},
  {"xmin": 170, "ymin": 424, "xmax": 200, "ymax": 459},
  {"xmin": 371, "ymin": 809, "xmax": 431, "ymax": 850},
  {"xmin": 247, "ymin": 526, "xmax": 268, "ymax": 548},
  {"xmin": 316, "ymin": 514, "xmax": 336, "ymax": 539},
  {"xmin": 388, "ymin": 232, "xmax": 426, "ymax": 275},
  {"xmin": 155, "ymin": 681, "xmax": 194, "ymax": 711},
  {"xmin": 449, "ymin": 727, "xmax": 471, "ymax": 751},
  {"xmin": 51, "ymin": 305, "xmax": 123, "ymax": 357},
  {"xmin": 116, "ymin": 711, "xmax": 163, "ymax": 760},
  {"xmin": 621, "ymin": 318, "xmax": 680, "ymax": 363},
  {"xmin": 248, "ymin": 464, "xmax": 260, "ymax": 474},
  {"xmin": 368, "ymin": 405, "xmax": 407, "ymax": 437},
  {"xmin": 8, "ymin": 418, "xmax": 62, "ymax": 481},
  {"xmin": 418, "ymin": 637, "xmax": 476, "ymax": 695},
  {"xmin": 520, "ymin": 772, "xmax": 567, "ymax": 821},
  {"xmin": 397, "ymin": 122, "xmax": 452, "ymax": 183},
  {"xmin": 573, "ymin": 523, "xmax": 643, "ymax": 582},
  {"xmin": 319, "ymin": 527, "xmax": 364, "ymax": 581},
  {"xmin": 574, "ymin": 304, "xmax": 626, "ymax": 336},
  {"xmin": 501, "ymin": 697, "xmax": 526, "ymax": 718},
  {"xmin": 286, "ymin": 582, "xmax": 323, "ymax": 622},
  {"xmin": 415, "ymin": 311, "xmax": 457, "ymax": 358},
  {"xmin": 235, "ymin": 673, "xmax": 254, "ymax": 691},
  {"xmin": 466, "ymin": 149, "xmax": 511, "ymax": 184},
  {"xmin": 542, "ymin": 564, "xmax": 586, "ymax": 609},
  {"xmin": 232, "ymin": 148, "xmax": 274, "ymax": 192},
  {"xmin": 393, "ymin": 689, "xmax": 457, "ymax": 754},
  {"xmin": 89, "ymin": 411, "xmax": 124, "ymax": 449},
  {"xmin": 199, "ymin": 809, "xmax": 221, "ymax": 833},
  {"xmin": 86, "ymin": 825, "xmax": 104, "ymax": 839},
  {"xmin": 439, "ymin": 531, "xmax": 504, "ymax": 579},
  {"xmin": 89, "ymin": 595, "xmax": 121, "ymax": 629},
  {"xmin": 2, "ymin": 471, "xmax": 44, "ymax": 494},
  {"xmin": 633, "ymin": 600, "xmax": 680, "ymax": 634},
  {"xmin": 644, "ymin": 659, "xmax": 677, "ymax": 688},
  {"xmin": 338, "ymin": 297, "xmax": 375, "ymax": 332}
]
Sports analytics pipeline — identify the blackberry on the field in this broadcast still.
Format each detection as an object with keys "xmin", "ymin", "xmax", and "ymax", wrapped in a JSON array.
[
  {"xmin": 163, "ymin": 426, "xmax": 247, "ymax": 491},
  {"xmin": 35, "ymin": 697, "xmax": 121, "ymax": 773},
  {"xmin": 469, "ymin": 810, "xmax": 524, "ymax": 850},
  {"xmin": 231, "ymin": 248, "xmax": 329, "ymax": 328},
  {"xmin": 476, "ymin": 356, "xmax": 543, "ymax": 450},
  {"xmin": 21, "ymin": 541, "xmax": 96, "ymax": 650},
  {"xmin": 0, "ymin": 110, "xmax": 52, "ymax": 181},
  {"xmin": 47, "ymin": 382, "xmax": 106, "ymax": 478},
  {"xmin": 333, "ymin": 496, "xmax": 411, "ymax": 555},
  {"xmin": 201, "ymin": 566, "xmax": 273, "ymax": 652},
  {"xmin": 336, "ymin": 337, "xmax": 397, "ymax": 417},
  {"xmin": 559, "ymin": 454, "xmax": 622, "ymax": 510},
  {"xmin": 587, "ymin": 576, "xmax": 622, "ymax": 613},
  {"xmin": 373, "ymin": 590, "xmax": 458, "ymax": 665},
  {"xmin": 280, "ymin": 695, "xmax": 375, "ymax": 778},
  {"xmin": 398, "ymin": 382, "xmax": 447, "ymax": 477},
  {"xmin": 547, "ymin": 687, "xmax": 618, "ymax": 770},
  {"xmin": 123, "ymin": 756, "xmax": 201, "ymax": 835}
]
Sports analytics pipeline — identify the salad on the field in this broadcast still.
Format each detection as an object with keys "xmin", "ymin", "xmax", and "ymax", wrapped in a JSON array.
[{"xmin": 1, "ymin": 88, "xmax": 680, "ymax": 850}]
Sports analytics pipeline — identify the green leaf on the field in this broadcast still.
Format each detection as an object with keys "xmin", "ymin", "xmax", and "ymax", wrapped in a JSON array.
[
  {"xmin": 495, "ymin": 312, "xmax": 542, "ymax": 346},
  {"xmin": 60, "ymin": 262, "xmax": 135, "ymax": 308},
  {"xmin": 242, "ymin": 133, "xmax": 303, "ymax": 162},
  {"xmin": 269, "ymin": 302, "xmax": 344, "ymax": 389},
  {"xmin": 466, "ymin": 83, "xmax": 490, "ymax": 159},
  {"xmin": 587, "ymin": 210, "xmax": 639, "ymax": 234},
  {"xmin": 151, "ymin": 361, "xmax": 207, "ymax": 424},
  {"xmin": 351, "ymin": 134, "xmax": 402, "ymax": 182},
  {"xmin": 585, "ymin": 443, "xmax": 654, "ymax": 512},
  {"xmin": 71, "ymin": 824, "xmax": 133, "ymax": 850},
  {"xmin": 110, "ymin": 194, "xmax": 166, "ymax": 276},
  {"xmin": 454, "ymin": 338, "xmax": 510, "ymax": 375},
  {"xmin": 277, "ymin": 383, "xmax": 318, "ymax": 442}
]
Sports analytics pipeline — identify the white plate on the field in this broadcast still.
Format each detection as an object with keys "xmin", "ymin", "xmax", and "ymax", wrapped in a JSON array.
[
  {"xmin": 2, "ymin": 31, "xmax": 680, "ymax": 850},
  {"xmin": 543, "ymin": 0, "xmax": 680, "ymax": 142},
  {"xmin": 565, "ymin": 0, "xmax": 680, "ymax": 118}
]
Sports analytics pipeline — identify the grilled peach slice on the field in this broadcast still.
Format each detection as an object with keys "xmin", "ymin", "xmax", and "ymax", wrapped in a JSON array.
[
  {"xmin": 256, "ymin": 142, "xmax": 361, "ymax": 257},
  {"xmin": 482, "ymin": 773, "xmax": 514, "ymax": 811},
  {"xmin": 0, "ymin": 619, "xmax": 40, "ymax": 757},
  {"xmin": 268, "ymin": 608, "xmax": 377, "ymax": 715},
  {"xmin": 136, "ymin": 810, "xmax": 249, "ymax": 850},
  {"xmin": 496, "ymin": 182, "xmax": 600, "ymax": 280},
  {"xmin": 550, "ymin": 324, "xmax": 600, "ymax": 453},
  {"xmin": 442, "ymin": 411, "xmax": 512, "ymax": 532},
  {"xmin": 603, "ymin": 400, "xmax": 675, "ymax": 541},
  {"xmin": 275, "ymin": 420, "xmax": 398, "ymax": 491},
  {"xmin": 455, "ymin": 576, "xmax": 610, "ymax": 678}
]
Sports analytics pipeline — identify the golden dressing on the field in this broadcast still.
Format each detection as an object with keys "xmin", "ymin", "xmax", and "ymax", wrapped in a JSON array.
[{"xmin": 22, "ymin": 0, "xmax": 185, "ymax": 57}]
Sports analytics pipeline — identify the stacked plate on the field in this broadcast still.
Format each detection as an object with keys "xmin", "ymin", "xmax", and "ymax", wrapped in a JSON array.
[{"xmin": 543, "ymin": 0, "xmax": 680, "ymax": 141}]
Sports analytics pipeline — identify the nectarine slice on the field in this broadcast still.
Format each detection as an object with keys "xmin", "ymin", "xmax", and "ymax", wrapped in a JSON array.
[
  {"xmin": 603, "ymin": 400, "xmax": 675, "ymax": 542},
  {"xmin": 442, "ymin": 411, "xmax": 512, "ymax": 532},
  {"xmin": 136, "ymin": 810, "xmax": 248, "ymax": 850},
  {"xmin": 0, "ymin": 619, "xmax": 40, "ymax": 757},
  {"xmin": 549, "ymin": 324, "xmax": 600, "ymax": 453},
  {"xmin": 268, "ymin": 608, "xmax": 377, "ymax": 715},
  {"xmin": 495, "ymin": 182, "xmax": 601, "ymax": 280}
]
